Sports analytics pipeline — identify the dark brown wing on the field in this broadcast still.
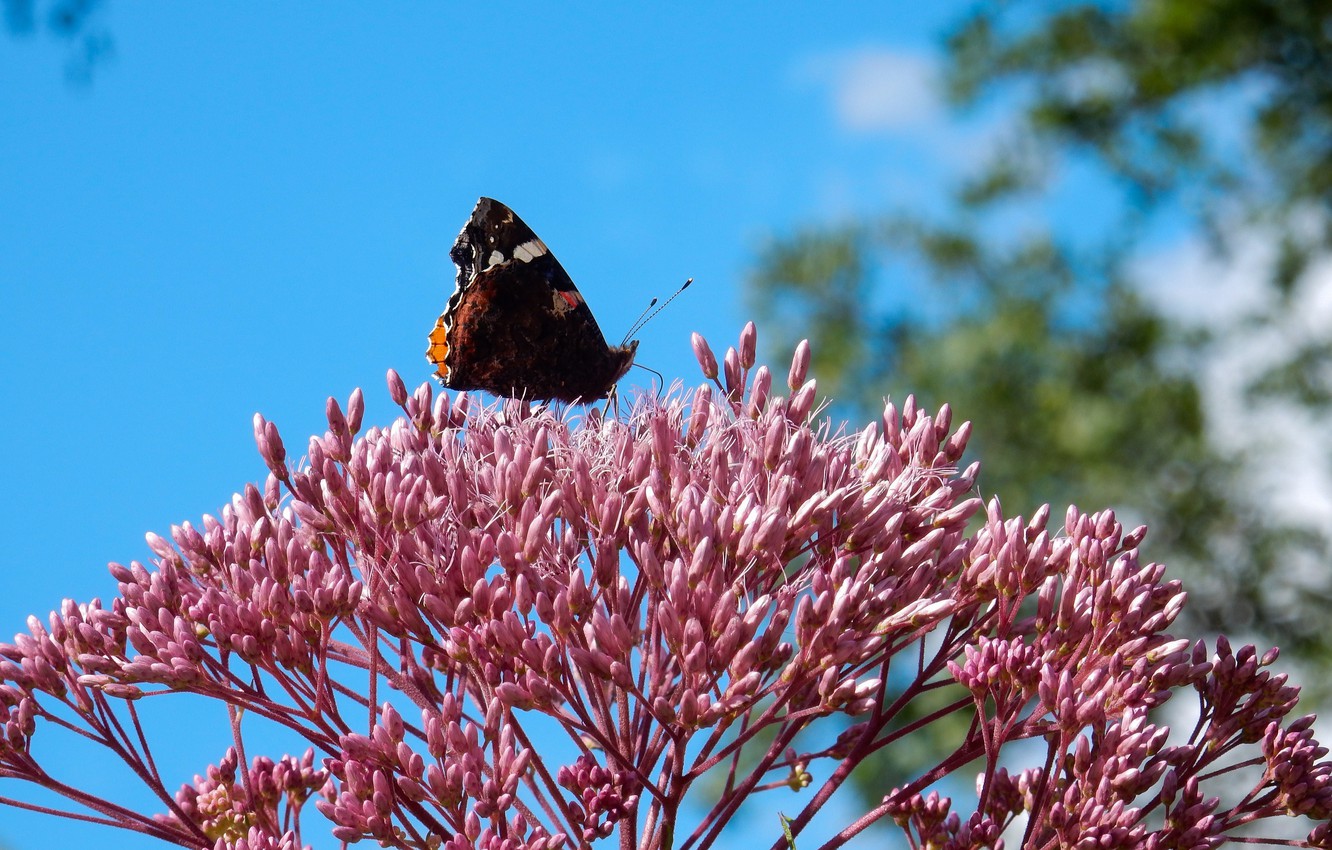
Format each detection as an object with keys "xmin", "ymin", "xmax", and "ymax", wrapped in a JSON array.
[
  {"xmin": 427, "ymin": 198, "xmax": 637, "ymax": 403},
  {"xmin": 448, "ymin": 197, "xmax": 546, "ymax": 295}
]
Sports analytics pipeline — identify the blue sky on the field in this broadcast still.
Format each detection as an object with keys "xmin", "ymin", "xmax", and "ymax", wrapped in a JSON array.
[{"xmin": 0, "ymin": 4, "xmax": 1110, "ymax": 848}]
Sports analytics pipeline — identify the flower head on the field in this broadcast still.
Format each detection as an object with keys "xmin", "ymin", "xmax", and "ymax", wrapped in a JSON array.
[{"xmin": 0, "ymin": 325, "xmax": 1327, "ymax": 849}]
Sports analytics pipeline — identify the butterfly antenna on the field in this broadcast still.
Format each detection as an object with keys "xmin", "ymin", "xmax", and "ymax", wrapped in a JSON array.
[
  {"xmin": 620, "ymin": 298, "xmax": 659, "ymax": 347},
  {"xmin": 620, "ymin": 278, "xmax": 694, "ymax": 345}
]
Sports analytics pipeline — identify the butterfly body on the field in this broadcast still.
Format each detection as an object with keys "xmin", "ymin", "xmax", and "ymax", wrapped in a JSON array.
[{"xmin": 427, "ymin": 198, "xmax": 637, "ymax": 402}]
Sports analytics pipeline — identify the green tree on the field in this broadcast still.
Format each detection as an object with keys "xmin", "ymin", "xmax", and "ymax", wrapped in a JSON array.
[{"xmin": 749, "ymin": 0, "xmax": 1332, "ymax": 663}]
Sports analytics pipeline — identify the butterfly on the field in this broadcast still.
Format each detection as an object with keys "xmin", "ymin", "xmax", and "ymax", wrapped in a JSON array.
[{"xmin": 426, "ymin": 198, "xmax": 638, "ymax": 403}]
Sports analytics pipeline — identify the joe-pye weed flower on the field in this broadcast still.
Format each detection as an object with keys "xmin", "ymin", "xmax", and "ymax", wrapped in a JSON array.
[{"xmin": 1, "ymin": 324, "xmax": 1329, "ymax": 849}]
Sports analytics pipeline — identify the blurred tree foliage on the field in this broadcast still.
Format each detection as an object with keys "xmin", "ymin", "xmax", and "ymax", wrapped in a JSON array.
[
  {"xmin": 948, "ymin": 0, "xmax": 1332, "ymax": 236},
  {"xmin": 3, "ymin": 0, "xmax": 110, "ymax": 81},
  {"xmin": 750, "ymin": 0, "xmax": 1332, "ymax": 666}
]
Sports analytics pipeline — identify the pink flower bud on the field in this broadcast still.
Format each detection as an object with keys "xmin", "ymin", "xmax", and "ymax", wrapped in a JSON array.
[
  {"xmin": 738, "ymin": 321, "xmax": 757, "ymax": 369},
  {"xmin": 691, "ymin": 332, "xmax": 718, "ymax": 379}
]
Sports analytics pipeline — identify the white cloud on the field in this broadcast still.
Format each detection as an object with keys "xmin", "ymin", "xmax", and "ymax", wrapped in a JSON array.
[
  {"xmin": 789, "ymin": 45, "xmax": 1025, "ymax": 211},
  {"xmin": 799, "ymin": 47, "xmax": 942, "ymax": 133},
  {"xmin": 1132, "ymin": 226, "xmax": 1332, "ymax": 528},
  {"xmin": 1132, "ymin": 232, "xmax": 1272, "ymax": 326}
]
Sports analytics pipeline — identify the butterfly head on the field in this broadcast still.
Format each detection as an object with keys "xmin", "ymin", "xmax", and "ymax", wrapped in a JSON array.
[{"xmin": 606, "ymin": 339, "xmax": 639, "ymax": 387}]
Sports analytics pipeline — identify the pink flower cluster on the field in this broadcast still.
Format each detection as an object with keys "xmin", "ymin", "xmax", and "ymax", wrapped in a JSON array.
[
  {"xmin": 166, "ymin": 749, "xmax": 326, "ymax": 846},
  {"xmin": 0, "ymin": 323, "xmax": 1328, "ymax": 849}
]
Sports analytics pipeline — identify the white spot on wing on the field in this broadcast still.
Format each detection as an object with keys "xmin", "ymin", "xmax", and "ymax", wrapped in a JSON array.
[
  {"xmin": 486, "ymin": 250, "xmax": 505, "ymax": 269},
  {"xmin": 512, "ymin": 239, "xmax": 549, "ymax": 263},
  {"xmin": 550, "ymin": 292, "xmax": 576, "ymax": 315}
]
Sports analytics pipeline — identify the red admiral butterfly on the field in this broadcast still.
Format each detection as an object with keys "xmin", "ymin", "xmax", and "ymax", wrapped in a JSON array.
[{"xmin": 427, "ymin": 198, "xmax": 638, "ymax": 403}]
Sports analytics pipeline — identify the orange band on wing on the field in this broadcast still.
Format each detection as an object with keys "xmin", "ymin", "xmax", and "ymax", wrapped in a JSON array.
[{"xmin": 427, "ymin": 317, "xmax": 451, "ymax": 378}]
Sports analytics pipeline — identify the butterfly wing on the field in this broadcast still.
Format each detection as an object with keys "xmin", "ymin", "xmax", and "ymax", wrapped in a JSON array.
[{"xmin": 427, "ymin": 198, "xmax": 637, "ymax": 402}]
